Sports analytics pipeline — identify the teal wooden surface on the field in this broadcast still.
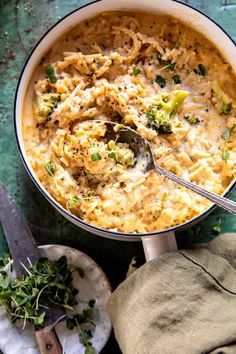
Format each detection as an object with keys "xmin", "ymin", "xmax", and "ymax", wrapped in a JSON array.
[{"xmin": 0, "ymin": 1, "xmax": 236, "ymax": 353}]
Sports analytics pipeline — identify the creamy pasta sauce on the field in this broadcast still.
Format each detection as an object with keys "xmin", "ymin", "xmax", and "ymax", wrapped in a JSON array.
[{"xmin": 23, "ymin": 12, "xmax": 236, "ymax": 233}]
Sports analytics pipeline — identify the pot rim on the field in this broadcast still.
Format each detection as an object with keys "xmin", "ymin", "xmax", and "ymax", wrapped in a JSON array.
[{"xmin": 14, "ymin": 0, "xmax": 236, "ymax": 238}]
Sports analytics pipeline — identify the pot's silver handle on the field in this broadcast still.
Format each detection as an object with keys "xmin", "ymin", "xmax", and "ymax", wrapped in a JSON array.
[
  {"xmin": 142, "ymin": 232, "xmax": 177, "ymax": 261},
  {"xmin": 155, "ymin": 163, "xmax": 236, "ymax": 216}
]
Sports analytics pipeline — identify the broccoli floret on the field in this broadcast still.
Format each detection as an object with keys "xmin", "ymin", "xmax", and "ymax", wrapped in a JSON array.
[
  {"xmin": 33, "ymin": 93, "xmax": 61, "ymax": 122},
  {"xmin": 146, "ymin": 90, "xmax": 189, "ymax": 134},
  {"xmin": 147, "ymin": 106, "xmax": 172, "ymax": 134},
  {"xmin": 212, "ymin": 82, "xmax": 232, "ymax": 116},
  {"xmin": 184, "ymin": 114, "xmax": 200, "ymax": 125},
  {"xmin": 107, "ymin": 141, "xmax": 135, "ymax": 167}
]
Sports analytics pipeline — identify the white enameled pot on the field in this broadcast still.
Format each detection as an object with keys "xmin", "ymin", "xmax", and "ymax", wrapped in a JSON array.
[{"xmin": 14, "ymin": 0, "xmax": 236, "ymax": 261}]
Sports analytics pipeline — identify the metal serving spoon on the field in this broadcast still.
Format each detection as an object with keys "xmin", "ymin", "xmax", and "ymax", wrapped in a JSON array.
[{"xmin": 101, "ymin": 121, "xmax": 236, "ymax": 216}]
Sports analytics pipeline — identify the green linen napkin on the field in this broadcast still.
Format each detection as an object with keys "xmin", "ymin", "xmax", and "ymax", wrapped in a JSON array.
[{"xmin": 107, "ymin": 233, "xmax": 236, "ymax": 354}]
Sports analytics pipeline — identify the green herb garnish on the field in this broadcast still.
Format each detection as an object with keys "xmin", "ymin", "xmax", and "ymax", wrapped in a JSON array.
[
  {"xmin": 167, "ymin": 62, "xmax": 176, "ymax": 71},
  {"xmin": 68, "ymin": 197, "xmax": 81, "ymax": 206},
  {"xmin": 132, "ymin": 67, "xmax": 141, "ymax": 76},
  {"xmin": 43, "ymin": 161, "xmax": 57, "ymax": 178},
  {"xmin": 212, "ymin": 218, "xmax": 222, "ymax": 235},
  {"xmin": 45, "ymin": 66, "xmax": 57, "ymax": 84},
  {"xmin": 222, "ymin": 151, "xmax": 230, "ymax": 160},
  {"xmin": 0, "ymin": 254, "xmax": 96, "ymax": 353},
  {"xmin": 68, "ymin": 196, "xmax": 97, "ymax": 206},
  {"xmin": 91, "ymin": 152, "xmax": 102, "ymax": 161},
  {"xmin": 172, "ymin": 74, "xmax": 181, "ymax": 84},
  {"xmin": 0, "ymin": 256, "xmax": 78, "ymax": 326},
  {"xmin": 66, "ymin": 300, "xmax": 96, "ymax": 354},
  {"xmin": 221, "ymin": 125, "xmax": 236, "ymax": 141},
  {"xmin": 194, "ymin": 63, "xmax": 206, "ymax": 76},
  {"xmin": 155, "ymin": 75, "xmax": 166, "ymax": 88},
  {"xmin": 108, "ymin": 152, "xmax": 117, "ymax": 160}
]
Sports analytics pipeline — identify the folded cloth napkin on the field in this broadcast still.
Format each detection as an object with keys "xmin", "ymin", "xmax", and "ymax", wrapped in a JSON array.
[{"xmin": 107, "ymin": 233, "xmax": 236, "ymax": 354}]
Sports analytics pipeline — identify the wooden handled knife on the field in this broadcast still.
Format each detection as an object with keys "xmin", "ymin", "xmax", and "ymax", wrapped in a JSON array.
[{"xmin": 0, "ymin": 182, "xmax": 65, "ymax": 354}]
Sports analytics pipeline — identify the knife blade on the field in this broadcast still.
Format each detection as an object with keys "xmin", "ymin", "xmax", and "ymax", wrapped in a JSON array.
[{"xmin": 0, "ymin": 182, "xmax": 65, "ymax": 354}]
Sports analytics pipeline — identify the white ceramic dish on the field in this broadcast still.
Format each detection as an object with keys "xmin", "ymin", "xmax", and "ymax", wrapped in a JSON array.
[
  {"xmin": 14, "ymin": 0, "xmax": 236, "ymax": 261},
  {"xmin": 0, "ymin": 245, "xmax": 112, "ymax": 354}
]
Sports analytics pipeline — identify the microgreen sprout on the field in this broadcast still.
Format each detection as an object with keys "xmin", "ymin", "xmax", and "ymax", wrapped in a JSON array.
[{"xmin": 45, "ymin": 66, "xmax": 57, "ymax": 84}]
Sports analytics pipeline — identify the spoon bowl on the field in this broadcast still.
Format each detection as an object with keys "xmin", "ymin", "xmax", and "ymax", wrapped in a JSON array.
[
  {"xmin": 99, "ymin": 120, "xmax": 236, "ymax": 216},
  {"xmin": 103, "ymin": 121, "xmax": 155, "ymax": 172}
]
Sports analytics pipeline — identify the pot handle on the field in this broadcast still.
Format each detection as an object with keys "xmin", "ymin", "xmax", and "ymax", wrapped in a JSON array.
[{"xmin": 141, "ymin": 232, "xmax": 177, "ymax": 262}]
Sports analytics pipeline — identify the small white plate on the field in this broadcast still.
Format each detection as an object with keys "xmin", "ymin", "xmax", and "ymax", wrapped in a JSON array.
[{"xmin": 0, "ymin": 245, "xmax": 112, "ymax": 354}]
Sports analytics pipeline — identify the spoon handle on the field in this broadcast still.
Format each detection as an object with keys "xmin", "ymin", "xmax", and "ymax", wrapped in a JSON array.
[{"xmin": 154, "ymin": 163, "xmax": 236, "ymax": 215}]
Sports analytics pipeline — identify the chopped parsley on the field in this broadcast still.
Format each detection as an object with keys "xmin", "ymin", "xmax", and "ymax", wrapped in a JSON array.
[
  {"xmin": 45, "ymin": 66, "xmax": 57, "ymax": 84},
  {"xmin": 172, "ymin": 74, "xmax": 181, "ymax": 84},
  {"xmin": 108, "ymin": 151, "xmax": 117, "ymax": 160},
  {"xmin": 221, "ymin": 125, "xmax": 236, "ymax": 141},
  {"xmin": 167, "ymin": 62, "xmax": 176, "ymax": 71},
  {"xmin": 91, "ymin": 152, "xmax": 102, "ymax": 161},
  {"xmin": 155, "ymin": 75, "xmax": 166, "ymax": 88},
  {"xmin": 132, "ymin": 67, "xmax": 141, "ymax": 76},
  {"xmin": 194, "ymin": 63, "xmax": 206, "ymax": 76},
  {"xmin": 43, "ymin": 161, "xmax": 57, "ymax": 178}
]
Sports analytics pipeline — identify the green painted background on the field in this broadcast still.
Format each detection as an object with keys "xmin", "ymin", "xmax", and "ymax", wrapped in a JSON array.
[{"xmin": 0, "ymin": 1, "xmax": 236, "ymax": 352}]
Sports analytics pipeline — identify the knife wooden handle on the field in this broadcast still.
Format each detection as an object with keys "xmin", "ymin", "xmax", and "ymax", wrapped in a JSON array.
[{"xmin": 35, "ymin": 326, "xmax": 62, "ymax": 354}]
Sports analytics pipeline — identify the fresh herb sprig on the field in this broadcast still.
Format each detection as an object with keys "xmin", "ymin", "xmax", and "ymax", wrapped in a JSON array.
[
  {"xmin": 155, "ymin": 75, "xmax": 166, "ymax": 88},
  {"xmin": 0, "ymin": 254, "xmax": 97, "ymax": 353},
  {"xmin": 0, "ymin": 256, "xmax": 77, "ymax": 326},
  {"xmin": 68, "ymin": 196, "xmax": 98, "ymax": 207},
  {"xmin": 91, "ymin": 152, "xmax": 102, "ymax": 161},
  {"xmin": 132, "ymin": 67, "xmax": 141, "ymax": 76},
  {"xmin": 108, "ymin": 151, "xmax": 117, "ymax": 160},
  {"xmin": 43, "ymin": 161, "xmax": 57, "ymax": 178},
  {"xmin": 66, "ymin": 300, "xmax": 96, "ymax": 354},
  {"xmin": 45, "ymin": 66, "xmax": 57, "ymax": 84},
  {"xmin": 172, "ymin": 74, "xmax": 181, "ymax": 84},
  {"xmin": 166, "ymin": 62, "xmax": 176, "ymax": 71}
]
